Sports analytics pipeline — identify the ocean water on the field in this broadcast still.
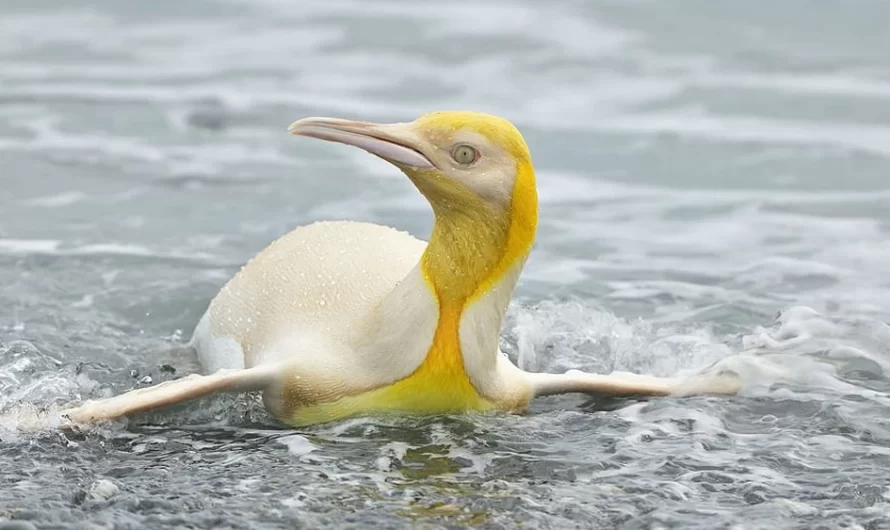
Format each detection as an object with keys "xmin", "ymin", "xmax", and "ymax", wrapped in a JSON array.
[{"xmin": 2, "ymin": 0, "xmax": 890, "ymax": 528}]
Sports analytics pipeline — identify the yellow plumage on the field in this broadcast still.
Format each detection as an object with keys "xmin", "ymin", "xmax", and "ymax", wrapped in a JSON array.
[
  {"xmin": 287, "ymin": 304, "xmax": 494, "ymax": 426},
  {"xmin": 286, "ymin": 115, "xmax": 539, "ymax": 426}
]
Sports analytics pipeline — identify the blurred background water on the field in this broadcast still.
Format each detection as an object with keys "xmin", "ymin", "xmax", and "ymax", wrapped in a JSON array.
[{"xmin": 1, "ymin": 0, "xmax": 890, "ymax": 528}]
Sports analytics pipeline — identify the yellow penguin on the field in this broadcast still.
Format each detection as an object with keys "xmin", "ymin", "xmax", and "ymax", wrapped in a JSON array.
[{"xmin": 62, "ymin": 111, "xmax": 738, "ymax": 427}]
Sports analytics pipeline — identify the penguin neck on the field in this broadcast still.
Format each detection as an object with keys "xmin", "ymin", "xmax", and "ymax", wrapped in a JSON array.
[
  {"xmin": 422, "ymin": 205, "xmax": 513, "ymax": 308},
  {"xmin": 383, "ymin": 202, "xmax": 519, "ymax": 400},
  {"xmin": 417, "ymin": 181, "xmax": 537, "ymax": 378},
  {"xmin": 418, "ymin": 164, "xmax": 538, "ymax": 322},
  {"xmin": 362, "ymin": 164, "xmax": 537, "ymax": 398}
]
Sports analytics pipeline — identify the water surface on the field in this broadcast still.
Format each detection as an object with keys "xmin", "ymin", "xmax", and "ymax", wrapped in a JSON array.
[{"xmin": 2, "ymin": 0, "xmax": 890, "ymax": 528}]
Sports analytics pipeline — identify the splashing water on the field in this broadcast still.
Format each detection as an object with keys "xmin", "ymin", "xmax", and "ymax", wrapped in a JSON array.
[{"xmin": 3, "ymin": 0, "xmax": 890, "ymax": 527}]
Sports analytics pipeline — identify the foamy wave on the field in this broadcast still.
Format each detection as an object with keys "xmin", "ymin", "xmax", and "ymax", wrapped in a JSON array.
[
  {"xmin": 506, "ymin": 298, "xmax": 731, "ymax": 376},
  {"xmin": 505, "ymin": 299, "xmax": 890, "ymax": 405},
  {"xmin": 0, "ymin": 238, "xmax": 216, "ymax": 262},
  {"xmin": 693, "ymin": 72, "xmax": 890, "ymax": 99}
]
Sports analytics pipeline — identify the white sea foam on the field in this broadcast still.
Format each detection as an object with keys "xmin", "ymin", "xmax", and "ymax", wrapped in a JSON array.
[
  {"xmin": 505, "ymin": 299, "xmax": 890, "ymax": 408},
  {"xmin": 1, "ymin": 0, "xmax": 889, "ymax": 527}
]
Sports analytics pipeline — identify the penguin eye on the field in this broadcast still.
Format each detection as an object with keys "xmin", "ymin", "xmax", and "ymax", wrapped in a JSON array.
[{"xmin": 451, "ymin": 144, "xmax": 480, "ymax": 165}]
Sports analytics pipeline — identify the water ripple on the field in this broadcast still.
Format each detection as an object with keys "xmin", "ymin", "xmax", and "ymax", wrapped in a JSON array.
[{"xmin": 2, "ymin": 0, "xmax": 890, "ymax": 528}]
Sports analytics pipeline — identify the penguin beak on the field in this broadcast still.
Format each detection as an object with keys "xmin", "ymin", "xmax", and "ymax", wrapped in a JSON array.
[{"xmin": 288, "ymin": 117, "xmax": 435, "ymax": 170}]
